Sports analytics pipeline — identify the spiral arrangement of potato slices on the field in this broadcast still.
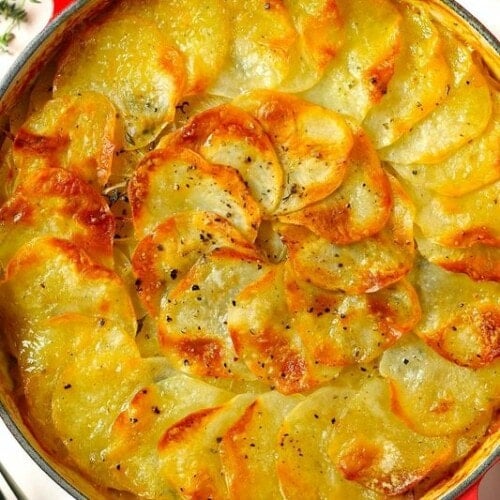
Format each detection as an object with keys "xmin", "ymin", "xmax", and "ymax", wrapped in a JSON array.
[{"xmin": 0, "ymin": 0, "xmax": 498, "ymax": 498}]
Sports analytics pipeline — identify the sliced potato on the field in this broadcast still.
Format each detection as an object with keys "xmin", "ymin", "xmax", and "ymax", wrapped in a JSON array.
[
  {"xmin": 17, "ymin": 314, "xmax": 117, "ymax": 455},
  {"xmin": 106, "ymin": 374, "xmax": 234, "ymax": 497},
  {"xmin": 379, "ymin": 335, "xmax": 496, "ymax": 437},
  {"xmin": 0, "ymin": 168, "xmax": 114, "ymax": 269},
  {"xmin": 117, "ymin": 0, "xmax": 230, "ymax": 94},
  {"xmin": 416, "ymin": 235, "xmax": 500, "ymax": 282},
  {"xmin": 279, "ymin": 127, "xmax": 392, "ymax": 244},
  {"xmin": 328, "ymin": 377, "xmax": 454, "ymax": 495},
  {"xmin": 159, "ymin": 104, "xmax": 284, "ymax": 214},
  {"xmin": 220, "ymin": 391, "xmax": 302, "ymax": 500},
  {"xmin": 278, "ymin": 175, "xmax": 415, "ymax": 293},
  {"xmin": 132, "ymin": 211, "xmax": 257, "ymax": 316},
  {"xmin": 209, "ymin": 0, "xmax": 296, "ymax": 96},
  {"xmin": 0, "ymin": 138, "xmax": 16, "ymax": 204},
  {"xmin": 51, "ymin": 328, "xmax": 147, "ymax": 484},
  {"xmin": 228, "ymin": 264, "xmax": 341, "ymax": 394},
  {"xmin": 279, "ymin": 0, "xmax": 344, "ymax": 92},
  {"xmin": 158, "ymin": 393, "xmax": 255, "ymax": 499},
  {"xmin": 255, "ymin": 219, "xmax": 288, "ymax": 264},
  {"xmin": 172, "ymin": 94, "xmax": 230, "ymax": 128},
  {"xmin": 158, "ymin": 248, "xmax": 268, "ymax": 380},
  {"xmin": 129, "ymin": 146, "xmax": 261, "ymax": 240},
  {"xmin": 277, "ymin": 385, "xmax": 388, "ymax": 500},
  {"xmin": 54, "ymin": 15, "xmax": 186, "ymax": 149},
  {"xmin": 402, "ymin": 179, "xmax": 500, "ymax": 248},
  {"xmin": 302, "ymin": 0, "xmax": 402, "ymax": 121},
  {"xmin": 380, "ymin": 30, "xmax": 492, "ymax": 164},
  {"xmin": 393, "ymin": 90, "xmax": 499, "ymax": 196},
  {"xmin": 363, "ymin": 2, "xmax": 451, "ymax": 148},
  {"xmin": 13, "ymin": 93, "xmax": 117, "ymax": 186},
  {"xmin": 234, "ymin": 90, "xmax": 353, "ymax": 214},
  {"xmin": 410, "ymin": 257, "xmax": 500, "ymax": 367},
  {"xmin": 286, "ymin": 271, "xmax": 421, "ymax": 365},
  {"xmin": 0, "ymin": 237, "xmax": 137, "ymax": 347}
]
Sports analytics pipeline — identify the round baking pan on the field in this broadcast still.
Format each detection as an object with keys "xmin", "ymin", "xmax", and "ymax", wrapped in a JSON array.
[{"xmin": 0, "ymin": 1, "xmax": 498, "ymax": 499}]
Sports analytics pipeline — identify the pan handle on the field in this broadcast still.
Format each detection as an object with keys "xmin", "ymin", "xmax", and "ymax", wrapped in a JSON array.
[
  {"xmin": 51, "ymin": 0, "xmax": 74, "ymax": 19},
  {"xmin": 458, "ymin": 482, "xmax": 480, "ymax": 500}
]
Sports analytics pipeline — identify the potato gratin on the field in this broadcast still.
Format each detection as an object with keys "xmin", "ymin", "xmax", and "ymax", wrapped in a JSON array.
[{"xmin": 0, "ymin": 0, "xmax": 498, "ymax": 498}]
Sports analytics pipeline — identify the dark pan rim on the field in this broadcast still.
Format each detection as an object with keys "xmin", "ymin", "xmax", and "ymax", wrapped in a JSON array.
[{"xmin": 0, "ymin": 1, "xmax": 499, "ymax": 498}]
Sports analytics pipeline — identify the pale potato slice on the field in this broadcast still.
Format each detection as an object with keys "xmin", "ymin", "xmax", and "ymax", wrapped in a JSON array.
[
  {"xmin": 255, "ymin": 219, "xmax": 287, "ymax": 263},
  {"xmin": 380, "ymin": 30, "xmax": 492, "ymax": 164},
  {"xmin": 106, "ymin": 375, "xmax": 234, "ymax": 498},
  {"xmin": 220, "ymin": 391, "xmax": 302, "ymax": 500},
  {"xmin": 132, "ymin": 211, "xmax": 257, "ymax": 317},
  {"xmin": 403, "ymin": 179, "xmax": 500, "ymax": 247},
  {"xmin": 279, "ymin": 0, "xmax": 344, "ymax": 92},
  {"xmin": 13, "ymin": 92, "xmax": 117, "ymax": 186},
  {"xmin": 129, "ymin": 146, "xmax": 261, "ymax": 241},
  {"xmin": 279, "ymin": 127, "xmax": 392, "ymax": 244},
  {"xmin": 234, "ymin": 90, "xmax": 353, "ymax": 214},
  {"xmin": 0, "ymin": 168, "xmax": 114, "ymax": 269},
  {"xmin": 410, "ymin": 257, "xmax": 500, "ymax": 367},
  {"xmin": 277, "ymin": 385, "xmax": 389, "ymax": 500},
  {"xmin": 17, "ymin": 314, "xmax": 115, "ymax": 455},
  {"xmin": 416, "ymin": 234, "xmax": 500, "ymax": 282},
  {"xmin": 159, "ymin": 104, "xmax": 284, "ymax": 214},
  {"xmin": 209, "ymin": 0, "xmax": 296, "ymax": 96},
  {"xmin": 278, "ymin": 175, "xmax": 415, "ymax": 293},
  {"xmin": 51, "ymin": 328, "xmax": 147, "ymax": 485},
  {"xmin": 173, "ymin": 94, "xmax": 230, "ymax": 128},
  {"xmin": 0, "ymin": 237, "xmax": 137, "ymax": 346},
  {"xmin": 379, "ymin": 336, "xmax": 497, "ymax": 437},
  {"xmin": 157, "ymin": 393, "xmax": 255, "ymax": 499},
  {"xmin": 54, "ymin": 15, "xmax": 186, "ymax": 149},
  {"xmin": 116, "ymin": 0, "xmax": 230, "ymax": 94},
  {"xmin": 363, "ymin": 2, "xmax": 451, "ymax": 148},
  {"xmin": 393, "ymin": 91, "xmax": 499, "ymax": 196},
  {"xmin": 302, "ymin": 0, "xmax": 402, "ymax": 121},
  {"xmin": 158, "ymin": 248, "xmax": 268, "ymax": 380},
  {"xmin": 27, "ymin": 59, "xmax": 57, "ymax": 115},
  {"xmin": 228, "ymin": 264, "xmax": 342, "ymax": 394},
  {"xmin": 328, "ymin": 377, "xmax": 454, "ymax": 495}
]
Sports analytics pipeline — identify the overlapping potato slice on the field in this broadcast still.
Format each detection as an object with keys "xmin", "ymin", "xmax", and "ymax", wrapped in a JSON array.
[
  {"xmin": 54, "ymin": 15, "xmax": 185, "ymax": 149},
  {"xmin": 16, "ymin": 314, "xmax": 111, "ymax": 454},
  {"xmin": 278, "ymin": 175, "xmax": 415, "ymax": 293},
  {"xmin": 234, "ymin": 90, "xmax": 353, "ymax": 214},
  {"xmin": 157, "ymin": 393, "xmax": 255, "ymax": 498},
  {"xmin": 380, "ymin": 30, "xmax": 493, "ymax": 164},
  {"xmin": 129, "ymin": 146, "xmax": 261, "ymax": 240},
  {"xmin": 51, "ymin": 323, "xmax": 148, "ymax": 484},
  {"xmin": 158, "ymin": 248, "xmax": 268, "ymax": 380},
  {"xmin": 393, "ymin": 90, "xmax": 499, "ymax": 196},
  {"xmin": 220, "ymin": 391, "xmax": 302, "ymax": 499},
  {"xmin": 379, "ymin": 335, "xmax": 497, "ymax": 437},
  {"xmin": 209, "ymin": 0, "xmax": 296, "ymax": 96},
  {"xmin": 277, "ymin": 385, "xmax": 391, "ymax": 500},
  {"xmin": 0, "ymin": 139, "xmax": 16, "ymax": 205},
  {"xmin": 280, "ymin": 127, "xmax": 391, "ymax": 244},
  {"xmin": 0, "ymin": 168, "xmax": 114, "ymax": 269},
  {"xmin": 117, "ymin": 0, "xmax": 230, "ymax": 94},
  {"xmin": 302, "ymin": 0, "xmax": 402, "ymax": 121},
  {"xmin": 159, "ymin": 104, "xmax": 284, "ymax": 213},
  {"xmin": 328, "ymin": 377, "xmax": 454, "ymax": 495},
  {"xmin": 106, "ymin": 374, "xmax": 234, "ymax": 497},
  {"xmin": 173, "ymin": 94, "xmax": 230, "ymax": 128},
  {"xmin": 403, "ymin": 180, "xmax": 500, "ymax": 247},
  {"xmin": 362, "ymin": 2, "xmax": 451, "ymax": 148},
  {"xmin": 416, "ymin": 235, "xmax": 500, "ymax": 282},
  {"xmin": 279, "ymin": 0, "xmax": 344, "ymax": 92},
  {"xmin": 132, "ymin": 211, "xmax": 257, "ymax": 316},
  {"xmin": 229, "ymin": 263, "xmax": 419, "ymax": 393},
  {"xmin": 12, "ymin": 92, "xmax": 116, "ymax": 186},
  {"xmin": 410, "ymin": 257, "xmax": 500, "ymax": 367},
  {"xmin": 0, "ymin": 237, "xmax": 136, "ymax": 345},
  {"xmin": 228, "ymin": 265, "xmax": 341, "ymax": 394}
]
